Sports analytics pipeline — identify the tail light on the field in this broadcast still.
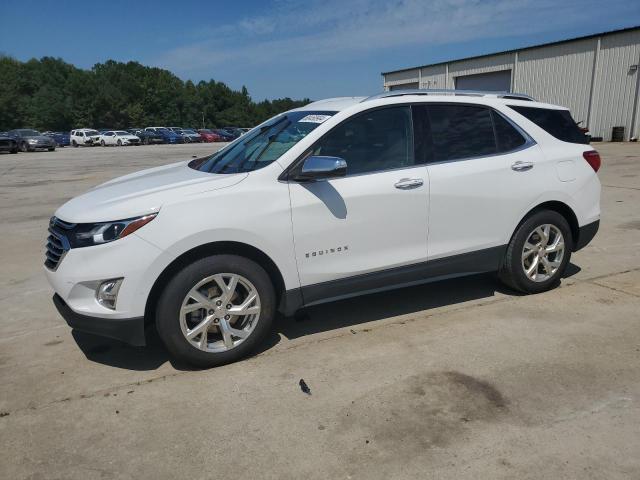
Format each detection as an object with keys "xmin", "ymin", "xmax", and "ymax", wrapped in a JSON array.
[{"xmin": 583, "ymin": 150, "xmax": 601, "ymax": 172}]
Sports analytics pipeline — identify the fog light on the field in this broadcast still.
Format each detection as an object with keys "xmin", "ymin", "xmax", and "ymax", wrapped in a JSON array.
[{"xmin": 96, "ymin": 278, "xmax": 123, "ymax": 310}]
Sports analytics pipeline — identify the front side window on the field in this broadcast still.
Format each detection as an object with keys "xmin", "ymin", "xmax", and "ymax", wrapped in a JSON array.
[
  {"xmin": 508, "ymin": 105, "xmax": 588, "ymax": 144},
  {"xmin": 191, "ymin": 110, "xmax": 336, "ymax": 174},
  {"xmin": 310, "ymin": 106, "xmax": 414, "ymax": 176}
]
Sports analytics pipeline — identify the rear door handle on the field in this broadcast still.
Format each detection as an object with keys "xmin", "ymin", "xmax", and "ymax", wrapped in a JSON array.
[
  {"xmin": 511, "ymin": 161, "xmax": 534, "ymax": 172},
  {"xmin": 394, "ymin": 178, "xmax": 424, "ymax": 190}
]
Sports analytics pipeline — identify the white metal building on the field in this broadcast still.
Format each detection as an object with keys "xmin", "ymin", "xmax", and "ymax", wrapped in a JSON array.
[{"xmin": 382, "ymin": 26, "xmax": 640, "ymax": 141}]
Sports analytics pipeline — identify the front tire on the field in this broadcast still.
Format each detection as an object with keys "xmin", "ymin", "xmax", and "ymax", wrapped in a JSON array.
[
  {"xmin": 156, "ymin": 255, "xmax": 276, "ymax": 368},
  {"xmin": 20, "ymin": 142, "xmax": 29, "ymax": 152},
  {"xmin": 499, "ymin": 210, "xmax": 572, "ymax": 294}
]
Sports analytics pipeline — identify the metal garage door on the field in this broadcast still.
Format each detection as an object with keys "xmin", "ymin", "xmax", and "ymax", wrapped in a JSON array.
[
  {"xmin": 389, "ymin": 82, "xmax": 419, "ymax": 91},
  {"xmin": 455, "ymin": 70, "xmax": 512, "ymax": 91}
]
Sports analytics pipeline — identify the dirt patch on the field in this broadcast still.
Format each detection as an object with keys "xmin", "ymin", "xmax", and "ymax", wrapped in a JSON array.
[{"xmin": 331, "ymin": 370, "xmax": 510, "ymax": 464}]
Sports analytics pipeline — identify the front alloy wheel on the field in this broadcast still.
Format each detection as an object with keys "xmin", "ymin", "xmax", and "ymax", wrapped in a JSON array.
[
  {"xmin": 180, "ymin": 273, "xmax": 261, "ymax": 352},
  {"xmin": 156, "ymin": 254, "xmax": 275, "ymax": 368}
]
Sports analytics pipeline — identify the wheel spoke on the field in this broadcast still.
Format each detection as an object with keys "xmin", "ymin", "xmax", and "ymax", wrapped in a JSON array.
[
  {"xmin": 218, "ymin": 318, "xmax": 235, "ymax": 348},
  {"xmin": 540, "ymin": 256, "xmax": 552, "ymax": 274},
  {"xmin": 188, "ymin": 290, "xmax": 214, "ymax": 309},
  {"xmin": 229, "ymin": 292, "xmax": 259, "ymax": 316},
  {"xmin": 546, "ymin": 236, "xmax": 564, "ymax": 253},
  {"xmin": 187, "ymin": 317, "xmax": 212, "ymax": 340},
  {"xmin": 526, "ymin": 256, "xmax": 539, "ymax": 278},
  {"xmin": 522, "ymin": 241, "xmax": 537, "ymax": 260}
]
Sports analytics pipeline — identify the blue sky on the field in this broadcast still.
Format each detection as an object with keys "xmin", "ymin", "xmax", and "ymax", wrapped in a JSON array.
[{"xmin": 1, "ymin": 0, "xmax": 639, "ymax": 101}]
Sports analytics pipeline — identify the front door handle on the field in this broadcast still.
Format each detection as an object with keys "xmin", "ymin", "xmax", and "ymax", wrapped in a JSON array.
[
  {"xmin": 511, "ymin": 161, "xmax": 534, "ymax": 172},
  {"xmin": 394, "ymin": 178, "xmax": 424, "ymax": 190}
]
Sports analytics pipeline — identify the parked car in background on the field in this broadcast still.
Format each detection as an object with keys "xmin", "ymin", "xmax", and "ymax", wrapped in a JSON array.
[
  {"xmin": 221, "ymin": 127, "xmax": 244, "ymax": 139},
  {"xmin": 197, "ymin": 129, "xmax": 223, "ymax": 142},
  {"xmin": 8, "ymin": 129, "xmax": 56, "ymax": 152},
  {"xmin": 99, "ymin": 130, "xmax": 141, "ymax": 146},
  {"xmin": 212, "ymin": 129, "xmax": 235, "ymax": 141},
  {"xmin": 145, "ymin": 127, "xmax": 183, "ymax": 144},
  {"xmin": 71, "ymin": 129, "xmax": 101, "ymax": 147},
  {"xmin": 0, "ymin": 133, "xmax": 18, "ymax": 154},
  {"xmin": 43, "ymin": 131, "xmax": 71, "ymax": 147},
  {"xmin": 177, "ymin": 128, "xmax": 202, "ymax": 143},
  {"xmin": 129, "ymin": 128, "xmax": 164, "ymax": 145}
]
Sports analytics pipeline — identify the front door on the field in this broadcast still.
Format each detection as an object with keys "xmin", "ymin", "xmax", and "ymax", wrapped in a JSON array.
[{"xmin": 288, "ymin": 106, "xmax": 429, "ymax": 304}]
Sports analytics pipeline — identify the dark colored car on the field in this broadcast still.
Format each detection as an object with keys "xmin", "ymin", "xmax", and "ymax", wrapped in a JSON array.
[
  {"xmin": 212, "ymin": 129, "xmax": 235, "ymax": 141},
  {"xmin": 145, "ymin": 127, "xmax": 184, "ymax": 144},
  {"xmin": 43, "ymin": 131, "xmax": 71, "ymax": 147},
  {"xmin": 0, "ymin": 133, "xmax": 18, "ymax": 154},
  {"xmin": 221, "ymin": 127, "xmax": 244, "ymax": 139},
  {"xmin": 8, "ymin": 129, "xmax": 56, "ymax": 152},
  {"xmin": 129, "ymin": 128, "xmax": 164, "ymax": 145}
]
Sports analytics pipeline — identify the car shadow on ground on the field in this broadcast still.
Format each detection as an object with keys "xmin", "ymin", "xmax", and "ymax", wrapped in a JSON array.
[{"xmin": 71, "ymin": 263, "xmax": 581, "ymax": 371}]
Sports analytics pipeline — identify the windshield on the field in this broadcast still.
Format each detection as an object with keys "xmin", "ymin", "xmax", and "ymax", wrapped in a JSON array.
[
  {"xmin": 87, "ymin": 130, "xmax": 99, "ymax": 136},
  {"xmin": 157, "ymin": 127, "xmax": 171, "ymax": 133},
  {"xmin": 190, "ymin": 110, "xmax": 336, "ymax": 174},
  {"xmin": 116, "ymin": 131, "xmax": 130, "ymax": 135},
  {"xmin": 183, "ymin": 129, "xmax": 196, "ymax": 134}
]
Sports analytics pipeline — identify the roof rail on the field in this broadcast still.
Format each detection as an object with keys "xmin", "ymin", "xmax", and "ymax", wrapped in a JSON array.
[{"xmin": 362, "ymin": 89, "xmax": 535, "ymax": 102}]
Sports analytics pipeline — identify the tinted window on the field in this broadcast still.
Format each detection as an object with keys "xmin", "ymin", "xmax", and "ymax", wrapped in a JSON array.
[
  {"xmin": 428, "ymin": 105, "xmax": 496, "ymax": 161},
  {"xmin": 492, "ymin": 111, "xmax": 526, "ymax": 152},
  {"xmin": 509, "ymin": 105, "xmax": 588, "ymax": 144},
  {"xmin": 311, "ymin": 106, "xmax": 414, "ymax": 175}
]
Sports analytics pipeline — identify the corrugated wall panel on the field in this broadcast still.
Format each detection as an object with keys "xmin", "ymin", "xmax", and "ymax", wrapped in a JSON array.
[
  {"xmin": 384, "ymin": 69, "xmax": 419, "ymax": 87},
  {"xmin": 419, "ymin": 64, "xmax": 447, "ymax": 89},
  {"xmin": 448, "ymin": 53, "xmax": 514, "ymax": 85},
  {"xmin": 590, "ymin": 30, "xmax": 640, "ymax": 141},
  {"xmin": 516, "ymin": 38, "xmax": 596, "ymax": 130}
]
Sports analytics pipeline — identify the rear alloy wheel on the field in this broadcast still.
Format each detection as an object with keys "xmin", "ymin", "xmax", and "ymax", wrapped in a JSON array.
[
  {"xmin": 156, "ymin": 255, "xmax": 275, "ymax": 368},
  {"xmin": 499, "ymin": 210, "xmax": 572, "ymax": 294}
]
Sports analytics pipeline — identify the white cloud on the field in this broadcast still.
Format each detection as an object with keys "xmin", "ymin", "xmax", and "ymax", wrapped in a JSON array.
[{"xmin": 153, "ymin": 0, "xmax": 632, "ymax": 74}]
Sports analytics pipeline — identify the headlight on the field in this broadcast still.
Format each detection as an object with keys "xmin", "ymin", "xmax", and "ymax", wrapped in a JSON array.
[
  {"xmin": 28, "ymin": 138, "xmax": 38, "ymax": 144},
  {"xmin": 70, "ymin": 213, "xmax": 157, "ymax": 248}
]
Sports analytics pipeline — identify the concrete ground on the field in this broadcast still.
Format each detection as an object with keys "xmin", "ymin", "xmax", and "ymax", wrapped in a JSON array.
[{"xmin": 1, "ymin": 142, "xmax": 639, "ymax": 479}]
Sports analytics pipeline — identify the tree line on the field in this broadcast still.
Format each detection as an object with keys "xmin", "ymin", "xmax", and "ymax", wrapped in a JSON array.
[{"xmin": 0, "ymin": 56, "xmax": 311, "ymax": 132}]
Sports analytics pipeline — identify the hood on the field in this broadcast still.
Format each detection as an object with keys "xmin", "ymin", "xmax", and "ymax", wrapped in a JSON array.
[{"xmin": 55, "ymin": 160, "xmax": 248, "ymax": 223}]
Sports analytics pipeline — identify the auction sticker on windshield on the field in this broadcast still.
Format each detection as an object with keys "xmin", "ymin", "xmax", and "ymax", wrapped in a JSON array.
[{"xmin": 298, "ymin": 114, "xmax": 332, "ymax": 124}]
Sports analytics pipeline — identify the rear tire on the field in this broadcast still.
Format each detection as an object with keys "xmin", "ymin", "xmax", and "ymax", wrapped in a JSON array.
[
  {"xmin": 72, "ymin": 140, "xmax": 78, "ymax": 147},
  {"xmin": 499, "ymin": 210, "xmax": 572, "ymax": 294},
  {"xmin": 48, "ymin": 146, "xmax": 55, "ymax": 151},
  {"xmin": 156, "ymin": 255, "xmax": 276, "ymax": 368}
]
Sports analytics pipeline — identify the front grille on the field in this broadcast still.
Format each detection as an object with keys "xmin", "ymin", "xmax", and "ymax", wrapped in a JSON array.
[{"xmin": 45, "ymin": 217, "xmax": 75, "ymax": 270}]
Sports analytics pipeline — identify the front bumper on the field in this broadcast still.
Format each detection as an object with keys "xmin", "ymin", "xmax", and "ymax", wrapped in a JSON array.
[
  {"xmin": 53, "ymin": 294, "xmax": 145, "ymax": 345},
  {"xmin": 45, "ymin": 232, "xmax": 175, "ymax": 342}
]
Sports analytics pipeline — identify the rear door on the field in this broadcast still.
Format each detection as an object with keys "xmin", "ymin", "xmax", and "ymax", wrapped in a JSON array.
[
  {"xmin": 415, "ymin": 103, "xmax": 546, "ymax": 261},
  {"xmin": 288, "ymin": 106, "xmax": 429, "ymax": 301}
]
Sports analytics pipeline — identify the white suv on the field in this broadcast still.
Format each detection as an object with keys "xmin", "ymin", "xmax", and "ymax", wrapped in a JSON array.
[
  {"xmin": 70, "ymin": 128, "xmax": 101, "ymax": 147},
  {"xmin": 45, "ymin": 91, "xmax": 601, "ymax": 367}
]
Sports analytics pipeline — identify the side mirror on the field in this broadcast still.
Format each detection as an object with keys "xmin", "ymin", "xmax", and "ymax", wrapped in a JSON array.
[{"xmin": 293, "ymin": 156, "xmax": 347, "ymax": 182}]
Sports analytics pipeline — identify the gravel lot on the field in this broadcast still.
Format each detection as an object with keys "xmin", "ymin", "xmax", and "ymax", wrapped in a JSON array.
[{"xmin": 1, "ymin": 142, "xmax": 639, "ymax": 479}]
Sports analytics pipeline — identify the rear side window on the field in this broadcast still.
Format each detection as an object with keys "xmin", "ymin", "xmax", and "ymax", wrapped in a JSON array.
[
  {"xmin": 492, "ymin": 112, "xmax": 527, "ymax": 152},
  {"xmin": 427, "ymin": 105, "xmax": 496, "ymax": 161},
  {"xmin": 509, "ymin": 105, "xmax": 588, "ymax": 144}
]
